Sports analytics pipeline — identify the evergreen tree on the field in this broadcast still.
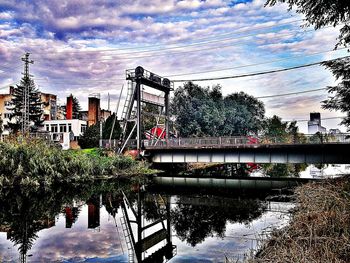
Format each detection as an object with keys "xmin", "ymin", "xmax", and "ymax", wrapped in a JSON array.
[
  {"xmin": 8, "ymin": 54, "xmax": 43, "ymax": 133},
  {"xmin": 78, "ymin": 123, "xmax": 100, "ymax": 148},
  {"xmin": 78, "ymin": 115, "xmax": 122, "ymax": 149},
  {"xmin": 8, "ymin": 80, "xmax": 43, "ymax": 133},
  {"xmin": 72, "ymin": 95, "xmax": 82, "ymax": 119},
  {"xmin": 102, "ymin": 113, "xmax": 121, "ymax": 140}
]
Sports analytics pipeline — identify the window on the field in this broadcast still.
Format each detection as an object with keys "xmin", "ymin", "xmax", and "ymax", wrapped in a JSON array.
[
  {"xmin": 68, "ymin": 124, "xmax": 72, "ymax": 132},
  {"xmin": 81, "ymin": 125, "xmax": 86, "ymax": 133},
  {"xmin": 59, "ymin": 124, "xmax": 67, "ymax": 133},
  {"xmin": 4, "ymin": 113, "xmax": 11, "ymax": 119},
  {"xmin": 46, "ymin": 124, "xmax": 50, "ymax": 131},
  {"xmin": 51, "ymin": 124, "xmax": 58, "ymax": 133}
]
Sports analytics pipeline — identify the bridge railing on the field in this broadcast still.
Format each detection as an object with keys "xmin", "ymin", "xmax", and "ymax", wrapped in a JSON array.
[
  {"xmin": 99, "ymin": 133, "xmax": 350, "ymax": 149},
  {"xmin": 143, "ymin": 133, "xmax": 350, "ymax": 148}
]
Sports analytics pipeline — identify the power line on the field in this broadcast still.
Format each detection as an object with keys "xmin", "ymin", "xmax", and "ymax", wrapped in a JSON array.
[
  {"xmin": 257, "ymin": 87, "xmax": 327, "ymax": 99},
  {"xmin": 167, "ymin": 47, "xmax": 348, "ymax": 78},
  {"xmin": 27, "ymin": 47, "xmax": 348, "ymax": 84},
  {"xmin": 172, "ymin": 55, "xmax": 350, "ymax": 82},
  {"xmin": 284, "ymin": 116, "xmax": 346, "ymax": 122}
]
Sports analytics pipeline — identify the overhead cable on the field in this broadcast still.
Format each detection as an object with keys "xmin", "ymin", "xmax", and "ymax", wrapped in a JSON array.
[{"xmin": 172, "ymin": 55, "xmax": 350, "ymax": 82}]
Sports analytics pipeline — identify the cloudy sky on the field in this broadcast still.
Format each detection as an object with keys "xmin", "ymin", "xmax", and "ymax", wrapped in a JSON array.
[{"xmin": 0, "ymin": 0, "xmax": 348, "ymax": 132}]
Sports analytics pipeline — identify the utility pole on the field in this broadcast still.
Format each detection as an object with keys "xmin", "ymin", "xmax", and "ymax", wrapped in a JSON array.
[{"xmin": 21, "ymin": 52, "xmax": 33, "ymax": 134}]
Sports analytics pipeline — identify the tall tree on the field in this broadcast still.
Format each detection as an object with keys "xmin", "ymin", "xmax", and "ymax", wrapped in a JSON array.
[
  {"xmin": 78, "ymin": 116, "xmax": 122, "ymax": 149},
  {"xmin": 263, "ymin": 115, "xmax": 305, "ymax": 143},
  {"xmin": 171, "ymin": 82, "xmax": 265, "ymax": 137},
  {"xmin": 222, "ymin": 92, "xmax": 265, "ymax": 136},
  {"xmin": 265, "ymin": 0, "xmax": 350, "ymax": 131},
  {"xmin": 78, "ymin": 123, "xmax": 100, "ymax": 149},
  {"xmin": 102, "ymin": 113, "xmax": 122, "ymax": 140},
  {"xmin": 8, "ymin": 81, "xmax": 43, "ymax": 133},
  {"xmin": 322, "ymin": 58, "xmax": 350, "ymax": 129},
  {"xmin": 71, "ymin": 95, "xmax": 82, "ymax": 119}
]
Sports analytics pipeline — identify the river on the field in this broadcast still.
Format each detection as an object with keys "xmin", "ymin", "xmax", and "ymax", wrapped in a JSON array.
[{"xmin": 0, "ymin": 163, "xmax": 348, "ymax": 262}]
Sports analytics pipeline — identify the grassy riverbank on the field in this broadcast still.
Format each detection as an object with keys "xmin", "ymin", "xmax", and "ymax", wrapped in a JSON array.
[
  {"xmin": 250, "ymin": 176, "xmax": 350, "ymax": 263},
  {"xmin": 0, "ymin": 137, "xmax": 153, "ymax": 187}
]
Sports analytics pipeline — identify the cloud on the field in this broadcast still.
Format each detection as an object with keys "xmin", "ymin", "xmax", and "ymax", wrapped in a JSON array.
[{"xmin": 0, "ymin": 0, "xmax": 346, "ymax": 129}]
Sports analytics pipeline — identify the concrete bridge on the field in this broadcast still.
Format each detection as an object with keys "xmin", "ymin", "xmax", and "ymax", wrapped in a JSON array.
[{"xmin": 142, "ymin": 135, "xmax": 350, "ymax": 164}]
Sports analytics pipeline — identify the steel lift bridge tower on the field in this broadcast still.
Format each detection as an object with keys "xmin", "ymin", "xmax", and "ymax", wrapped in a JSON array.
[{"xmin": 118, "ymin": 66, "xmax": 174, "ymax": 155}]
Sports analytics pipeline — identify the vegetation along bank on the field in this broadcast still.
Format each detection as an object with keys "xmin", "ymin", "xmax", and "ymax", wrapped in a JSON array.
[
  {"xmin": 249, "ymin": 176, "xmax": 350, "ymax": 263},
  {"xmin": 0, "ymin": 137, "xmax": 152, "ymax": 188}
]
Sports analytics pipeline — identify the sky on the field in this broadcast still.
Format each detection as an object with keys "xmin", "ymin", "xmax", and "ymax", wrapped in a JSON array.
[{"xmin": 0, "ymin": 0, "xmax": 348, "ymax": 133}]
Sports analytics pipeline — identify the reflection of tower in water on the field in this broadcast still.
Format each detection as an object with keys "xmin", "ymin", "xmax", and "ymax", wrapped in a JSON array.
[
  {"xmin": 87, "ymin": 196, "xmax": 100, "ymax": 229},
  {"xmin": 65, "ymin": 207, "xmax": 80, "ymax": 228},
  {"xmin": 120, "ymin": 188, "xmax": 176, "ymax": 263}
]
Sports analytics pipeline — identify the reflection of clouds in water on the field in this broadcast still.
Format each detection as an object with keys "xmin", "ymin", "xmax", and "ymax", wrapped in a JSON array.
[
  {"xmin": 0, "ymin": 233, "xmax": 19, "ymax": 261},
  {"xmin": 27, "ymin": 205, "xmax": 126, "ymax": 262},
  {"xmin": 1, "ymin": 194, "xmax": 292, "ymax": 263},
  {"xmin": 300, "ymin": 164, "xmax": 350, "ymax": 179}
]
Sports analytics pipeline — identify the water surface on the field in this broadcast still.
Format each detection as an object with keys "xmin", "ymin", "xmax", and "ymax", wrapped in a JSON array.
[{"xmin": 0, "ymin": 179, "xmax": 293, "ymax": 262}]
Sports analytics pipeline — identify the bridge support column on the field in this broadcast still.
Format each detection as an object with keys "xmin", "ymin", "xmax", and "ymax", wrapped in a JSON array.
[
  {"xmin": 165, "ymin": 91, "xmax": 169, "ymax": 145},
  {"xmin": 136, "ymin": 81, "xmax": 142, "ymax": 153}
]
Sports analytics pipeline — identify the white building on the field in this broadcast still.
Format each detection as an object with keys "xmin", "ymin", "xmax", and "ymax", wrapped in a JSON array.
[
  {"xmin": 307, "ymin": 112, "xmax": 326, "ymax": 134},
  {"xmin": 41, "ymin": 119, "xmax": 87, "ymax": 149}
]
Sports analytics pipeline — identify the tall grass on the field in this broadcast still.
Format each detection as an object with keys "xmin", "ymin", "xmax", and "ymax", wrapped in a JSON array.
[{"xmin": 0, "ymin": 137, "xmax": 140, "ymax": 187}]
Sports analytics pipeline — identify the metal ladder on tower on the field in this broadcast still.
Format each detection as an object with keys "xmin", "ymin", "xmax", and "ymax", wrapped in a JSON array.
[
  {"xmin": 120, "ymin": 205, "xmax": 136, "ymax": 263},
  {"xmin": 120, "ymin": 81, "xmax": 136, "ymax": 136}
]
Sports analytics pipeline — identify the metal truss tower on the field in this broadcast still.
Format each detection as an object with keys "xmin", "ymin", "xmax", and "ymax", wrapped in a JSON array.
[
  {"xmin": 118, "ymin": 66, "xmax": 173, "ymax": 155},
  {"xmin": 21, "ymin": 52, "xmax": 33, "ymax": 134}
]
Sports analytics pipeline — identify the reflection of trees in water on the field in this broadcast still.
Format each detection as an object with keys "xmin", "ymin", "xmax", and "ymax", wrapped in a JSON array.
[
  {"xmin": 171, "ymin": 197, "xmax": 267, "ymax": 247},
  {"xmin": 0, "ymin": 180, "xmax": 129, "ymax": 261},
  {"xmin": 142, "ymin": 194, "xmax": 167, "ymax": 221},
  {"xmin": 0, "ymin": 185, "xmax": 67, "ymax": 260},
  {"xmin": 180, "ymin": 163, "xmax": 308, "ymax": 178},
  {"xmin": 262, "ymin": 163, "xmax": 308, "ymax": 177}
]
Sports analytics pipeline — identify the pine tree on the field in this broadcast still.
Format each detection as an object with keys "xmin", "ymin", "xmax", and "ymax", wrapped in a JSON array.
[
  {"xmin": 8, "ymin": 53, "xmax": 43, "ymax": 133},
  {"xmin": 72, "ymin": 95, "xmax": 82, "ymax": 119}
]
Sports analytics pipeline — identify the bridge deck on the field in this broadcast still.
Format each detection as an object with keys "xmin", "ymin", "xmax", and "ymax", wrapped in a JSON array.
[{"xmin": 145, "ymin": 143, "xmax": 350, "ymax": 164}]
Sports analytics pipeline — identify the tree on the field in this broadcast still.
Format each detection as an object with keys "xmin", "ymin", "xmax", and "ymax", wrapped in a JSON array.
[
  {"xmin": 263, "ymin": 115, "xmax": 306, "ymax": 143},
  {"xmin": 222, "ymin": 92, "xmax": 265, "ymax": 136},
  {"xmin": 322, "ymin": 58, "xmax": 350, "ymax": 129},
  {"xmin": 265, "ymin": 0, "xmax": 350, "ymax": 131},
  {"xmin": 8, "ymin": 79, "xmax": 43, "ymax": 133},
  {"xmin": 263, "ymin": 115, "xmax": 289, "ymax": 142},
  {"xmin": 102, "ymin": 113, "xmax": 122, "ymax": 140},
  {"xmin": 171, "ymin": 82, "xmax": 265, "ymax": 137},
  {"xmin": 72, "ymin": 95, "xmax": 82, "ymax": 119},
  {"xmin": 0, "ymin": 114, "xmax": 3, "ymax": 137},
  {"xmin": 79, "ymin": 115, "xmax": 122, "ymax": 149},
  {"xmin": 78, "ymin": 123, "xmax": 100, "ymax": 148}
]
